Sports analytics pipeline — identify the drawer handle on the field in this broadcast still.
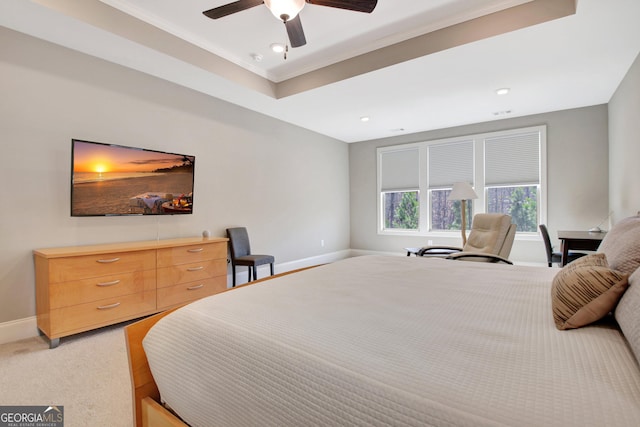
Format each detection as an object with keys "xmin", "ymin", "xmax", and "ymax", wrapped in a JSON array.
[
  {"xmin": 97, "ymin": 257, "xmax": 121, "ymax": 264},
  {"xmin": 187, "ymin": 266, "xmax": 204, "ymax": 272},
  {"xmin": 187, "ymin": 284, "xmax": 204, "ymax": 291},
  {"xmin": 187, "ymin": 248, "xmax": 204, "ymax": 253},
  {"xmin": 97, "ymin": 302, "xmax": 121, "ymax": 310},
  {"xmin": 96, "ymin": 279, "xmax": 121, "ymax": 287}
]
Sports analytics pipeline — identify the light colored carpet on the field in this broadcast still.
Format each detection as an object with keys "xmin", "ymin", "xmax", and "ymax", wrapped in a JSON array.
[{"xmin": 0, "ymin": 324, "xmax": 133, "ymax": 426}]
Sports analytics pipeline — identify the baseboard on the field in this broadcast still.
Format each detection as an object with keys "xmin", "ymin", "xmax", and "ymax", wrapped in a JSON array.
[
  {"xmin": 276, "ymin": 249, "xmax": 354, "ymax": 272},
  {"xmin": 228, "ymin": 249, "xmax": 353, "ymax": 286},
  {"xmin": 349, "ymin": 249, "xmax": 405, "ymax": 257},
  {"xmin": 0, "ymin": 316, "xmax": 39, "ymax": 345}
]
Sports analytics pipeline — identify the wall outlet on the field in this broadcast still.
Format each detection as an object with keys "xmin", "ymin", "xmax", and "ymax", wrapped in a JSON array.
[
  {"xmin": 321, "ymin": 239, "xmax": 325, "ymax": 247},
  {"xmin": 428, "ymin": 240, "xmax": 433, "ymax": 246}
]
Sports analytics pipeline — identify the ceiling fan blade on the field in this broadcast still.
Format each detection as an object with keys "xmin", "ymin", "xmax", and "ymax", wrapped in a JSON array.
[
  {"xmin": 203, "ymin": 0, "xmax": 264, "ymax": 19},
  {"xmin": 285, "ymin": 15, "xmax": 307, "ymax": 48},
  {"xmin": 306, "ymin": 0, "xmax": 377, "ymax": 13}
]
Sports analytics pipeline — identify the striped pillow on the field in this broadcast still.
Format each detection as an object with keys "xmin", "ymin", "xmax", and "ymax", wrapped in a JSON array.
[
  {"xmin": 563, "ymin": 252, "xmax": 608, "ymax": 269},
  {"xmin": 551, "ymin": 254, "xmax": 629, "ymax": 330}
]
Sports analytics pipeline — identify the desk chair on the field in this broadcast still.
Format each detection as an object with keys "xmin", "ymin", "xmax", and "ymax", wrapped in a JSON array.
[
  {"xmin": 418, "ymin": 213, "xmax": 516, "ymax": 264},
  {"xmin": 539, "ymin": 224, "xmax": 587, "ymax": 267},
  {"xmin": 226, "ymin": 227, "xmax": 275, "ymax": 287}
]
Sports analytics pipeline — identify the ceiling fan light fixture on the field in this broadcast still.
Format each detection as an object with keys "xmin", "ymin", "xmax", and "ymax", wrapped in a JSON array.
[
  {"xmin": 270, "ymin": 43, "xmax": 286, "ymax": 53},
  {"xmin": 264, "ymin": 0, "xmax": 305, "ymax": 22}
]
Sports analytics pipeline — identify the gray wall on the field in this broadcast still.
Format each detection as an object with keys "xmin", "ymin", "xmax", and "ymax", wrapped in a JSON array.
[
  {"xmin": 609, "ymin": 52, "xmax": 640, "ymax": 222},
  {"xmin": 2, "ymin": 25, "xmax": 636, "ymax": 327},
  {"xmin": 349, "ymin": 106, "xmax": 610, "ymax": 264},
  {"xmin": 0, "ymin": 28, "xmax": 350, "ymax": 324}
]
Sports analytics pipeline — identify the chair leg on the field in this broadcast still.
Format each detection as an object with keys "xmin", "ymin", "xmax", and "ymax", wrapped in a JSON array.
[
  {"xmin": 231, "ymin": 265, "xmax": 236, "ymax": 287},
  {"xmin": 252, "ymin": 266, "xmax": 257, "ymax": 281},
  {"xmin": 270, "ymin": 263, "xmax": 274, "ymax": 276}
]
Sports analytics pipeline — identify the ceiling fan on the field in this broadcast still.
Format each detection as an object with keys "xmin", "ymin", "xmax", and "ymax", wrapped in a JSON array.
[{"xmin": 203, "ymin": 0, "xmax": 378, "ymax": 48}]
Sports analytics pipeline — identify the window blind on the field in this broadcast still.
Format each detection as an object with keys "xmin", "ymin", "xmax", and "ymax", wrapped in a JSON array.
[
  {"xmin": 380, "ymin": 148, "xmax": 419, "ymax": 191},
  {"xmin": 428, "ymin": 140, "xmax": 474, "ymax": 189},
  {"xmin": 485, "ymin": 131, "xmax": 540, "ymax": 186}
]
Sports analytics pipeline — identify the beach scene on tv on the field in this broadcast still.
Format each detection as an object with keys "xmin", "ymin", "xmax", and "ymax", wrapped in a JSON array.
[{"xmin": 71, "ymin": 140, "xmax": 195, "ymax": 216}]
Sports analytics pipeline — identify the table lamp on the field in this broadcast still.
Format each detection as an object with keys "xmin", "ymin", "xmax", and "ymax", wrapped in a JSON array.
[{"xmin": 448, "ymin": 182, "xmax": 478, "ymax": 246}]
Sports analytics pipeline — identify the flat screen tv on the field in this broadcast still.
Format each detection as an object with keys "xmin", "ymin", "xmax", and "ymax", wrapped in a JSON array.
[{"xmin": 71, "ymin": 139, "xmax": 195, "ymax": 216}]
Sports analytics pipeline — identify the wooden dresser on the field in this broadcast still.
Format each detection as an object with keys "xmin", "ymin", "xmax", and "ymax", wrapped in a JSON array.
[{"xmin": 34, "ymin": 237, "xmax": 228, "ymax": 348}]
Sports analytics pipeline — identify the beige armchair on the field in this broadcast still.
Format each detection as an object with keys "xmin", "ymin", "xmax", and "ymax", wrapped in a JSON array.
[{"xmin": 418, "ymin": 213, "xmax": 516, "ymax": 264}]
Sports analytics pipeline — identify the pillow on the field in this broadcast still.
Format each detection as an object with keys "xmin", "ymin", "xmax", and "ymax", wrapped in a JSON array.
[
  {"xmin": 551, "ymin": 255, "xmax": 629, "ymax": 330},
  {"xmin": 615, "ymin": 268, "xmax": 640, "ymax": 363},
  {"xmin": 564, "ymin": 252, "xmax": 608, "ymax": 269},
  {"xmin": 598, "ymin": 215, "xmax": 640, "ymax": 275}
]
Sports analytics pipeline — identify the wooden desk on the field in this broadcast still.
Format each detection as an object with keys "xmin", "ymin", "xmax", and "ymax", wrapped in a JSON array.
[{"xmin": 557, "ymin": 230, "xmax": 606, "ymax": 266}]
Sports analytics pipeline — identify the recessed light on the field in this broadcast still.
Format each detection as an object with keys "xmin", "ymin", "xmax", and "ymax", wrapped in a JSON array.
[
  {"xmin": 270, "ymin": 43, "xmax": 285, "ymax": 53},
  {"xmin": 496, "ymin": 88, "xmax": 510, "ymax": 96},
  {"xmin": 360, "ymin": 116, "xmax": 370, "ymax": 122},
  {"xmin": 251, "ymin": 53, "xmax": 263, "ymax": 62}
]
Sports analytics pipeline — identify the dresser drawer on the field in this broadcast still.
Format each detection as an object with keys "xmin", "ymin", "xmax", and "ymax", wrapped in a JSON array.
[
  {"xmin": 49, "ymin": 291, "xmax": 156, "ymax": 337},
  {"xmin": 157, "ymin": 277, "xmax": 227, "ymax": 310},
  {"xmin": 157, "ymin": 242, "xmax": 226, "ymax": 267},
  {"xmin": 49, "ymin": 269, "xmax": 156, "ymax": 309},
  {"xmin": 48, "ymin": 250, "xmax": 156, "ymax": 283},
  {"xmin": 157, "ymin": 259, "xmax": 227, "ymax": 288}
]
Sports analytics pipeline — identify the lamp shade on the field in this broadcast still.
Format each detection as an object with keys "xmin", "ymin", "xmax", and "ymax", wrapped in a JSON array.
[
  {"xmin": 448, "ymin": 182, "xmax": 478, "ymax": 201},
  {"xmin": 264, "ymin": 0, "xmax": 305, "ymax": 21}
]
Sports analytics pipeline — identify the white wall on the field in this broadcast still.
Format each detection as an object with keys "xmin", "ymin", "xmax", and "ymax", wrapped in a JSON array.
[
  {"xmin": 349, "ymin": 106, "xmax": 610, "ymax": 264},
  {"xmin": 0, "ymin": 28, "xmax": 350, "ymax": 324},
  {"xmin": 609, "ymin": 52, "xmax": 640, "ymax": 222}
]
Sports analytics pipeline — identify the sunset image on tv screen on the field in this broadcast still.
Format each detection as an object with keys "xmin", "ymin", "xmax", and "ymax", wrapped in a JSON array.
[{"xmin": 71, "ymin": 139, "xmax": 195, "ymax": 216}]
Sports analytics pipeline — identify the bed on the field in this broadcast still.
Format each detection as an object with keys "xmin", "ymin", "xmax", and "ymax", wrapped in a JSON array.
[{"xmin": 126, "ymin": 217, "xmax": 640, "ymax": 427}]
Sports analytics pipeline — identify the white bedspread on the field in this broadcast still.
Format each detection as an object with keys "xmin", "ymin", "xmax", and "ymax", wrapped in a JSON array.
[{"xmin": 143, "ymin": 255, "xmax": 640, "ymax": 426}]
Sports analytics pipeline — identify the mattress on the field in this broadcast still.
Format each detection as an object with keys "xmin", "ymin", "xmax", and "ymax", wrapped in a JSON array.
[{"xmin": 143, "ymin": 255, "xmax": 640, "ymax": 426}]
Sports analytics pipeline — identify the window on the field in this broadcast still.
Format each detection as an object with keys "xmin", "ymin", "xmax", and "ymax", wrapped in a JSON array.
[
  {"xmin": 379, "ymin": 146, "xmax": 420, "ymax": 231},
  {"xmin": 377, "ymin": 126, "xmax": 546, "ymax": 235},
  {"xmin": 428, "ymin": 140, "xmax": 473, "ymax": 231},
  {"xmin": 382, "ymin": 191, "xmax": 419, "ymax": 230},
  {"xmin": 430, "ymin": 189, "xmax": 473, "ymax": 231},
  {"xmin": 486, "ymin": 186, "xmax": 538, "ymax": 232},
  {"xmin": 484, "ymin": 131, "xmax": 541, "ymax": 233}
]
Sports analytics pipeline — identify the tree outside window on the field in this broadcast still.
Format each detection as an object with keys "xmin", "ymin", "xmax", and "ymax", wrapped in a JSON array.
[
  {"xmin": 430, "ymin": 189, "xmax": 473, "ymax": 231},
  {"xmin": 383, "ymin": 191, "xmax": 419, "ymax": 230},
  {"xmin": 487, "ymin": 186, "xmax": 538, "ymax": 232}
]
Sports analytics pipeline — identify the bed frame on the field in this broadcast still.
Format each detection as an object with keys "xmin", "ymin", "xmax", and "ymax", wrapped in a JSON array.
[
  {"xmin": 125, "ymin": 266, "xmax": 320, "ymax": 427},
  {"xmin": 125, "ymin": 308, "xmax": 185, "ymax": 427}
]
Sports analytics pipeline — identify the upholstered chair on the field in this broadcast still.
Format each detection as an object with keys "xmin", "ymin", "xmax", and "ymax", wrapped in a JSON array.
[
  {"xmin": 226, "ymin": 227, "xmax": 275, "ymax": 287},
  {"xmin": 418, "ymin": 213, "xmax": 516, "ymax": 264}
]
